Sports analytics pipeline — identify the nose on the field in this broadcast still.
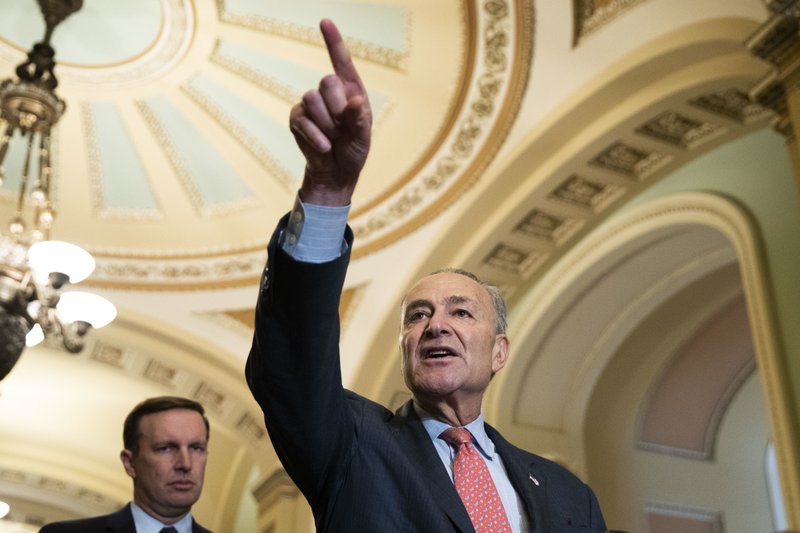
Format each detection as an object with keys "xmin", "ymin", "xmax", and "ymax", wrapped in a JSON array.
[
  {"xmin": 424, "ymin": 310, "xmax": 450, "ymax": 337},
  {"xmin": 175, "ymin": 448, "xmax": 192, "ymax": 472}
]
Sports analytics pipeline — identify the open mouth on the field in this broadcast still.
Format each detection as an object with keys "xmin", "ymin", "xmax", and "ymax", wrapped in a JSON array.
[{"xmin": 423, "ymin": 348, "xmax": 457, "ymax": 359}]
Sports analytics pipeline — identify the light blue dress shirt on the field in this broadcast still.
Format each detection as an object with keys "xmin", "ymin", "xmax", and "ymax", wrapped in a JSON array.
[
  {"xmin": 130, "ymin": 501, "xmax": 194, "ymax": 533},
  {"xmin": 281, "ymin": 194, "xmax": 350, "ymax": 262},
  {"xmin": 415, "ymin": 405, "xmax": 530, "ymax": 533}
]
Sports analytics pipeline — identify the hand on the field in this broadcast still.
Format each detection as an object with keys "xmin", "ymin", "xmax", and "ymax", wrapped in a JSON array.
[{"xmin": 290, "ymin": 19, "xmax": 372, "ymax": 206}]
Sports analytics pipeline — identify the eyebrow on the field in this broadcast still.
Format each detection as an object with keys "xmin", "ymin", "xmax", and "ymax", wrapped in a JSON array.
[
  {"xmin": 152, "ymin": 439, "xmax": 179, "ymax": 447},
  {"xmin": 404, "ymin": 295, "xmax": 475, "ymax": 312},
  {"xmin": 445, "ymin": 295, "xmax": 474, "ymax": 306},
  {"xmin": 404, "ymin": 299, "xmax": 432, "ymax": 311},
  {"xmin": 152, "ymin": 438, "xmax": 207, "ymax": 447}
]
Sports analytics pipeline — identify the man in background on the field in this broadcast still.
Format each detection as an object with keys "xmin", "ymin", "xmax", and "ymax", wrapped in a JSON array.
[{"xmin": 41, "ymin": 396, "xmax": 212, "ymax": 533}]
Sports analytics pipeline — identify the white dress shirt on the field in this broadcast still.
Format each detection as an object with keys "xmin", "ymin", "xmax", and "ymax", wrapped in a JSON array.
[{"xmin": 130, "ymin": 502, "xmax": 194, "ymax": 533}]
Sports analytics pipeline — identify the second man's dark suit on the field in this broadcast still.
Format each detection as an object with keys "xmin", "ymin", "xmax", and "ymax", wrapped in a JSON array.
[
  {"xmin": 245, "ymin": 218, "xmax": 607, "ymax": 532},
  {"xmin": 39, "ymin": 503, "xmax": 211, "ymax": 533}
]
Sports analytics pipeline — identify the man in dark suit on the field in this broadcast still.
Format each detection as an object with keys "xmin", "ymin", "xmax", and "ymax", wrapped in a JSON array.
[
  {"xmin": 245, "ymin": 18, "xmax": 606, "ymax": 532},
  {"xmin": 40, "ymin": 396, "xmax": 212, "ymax": 533}
]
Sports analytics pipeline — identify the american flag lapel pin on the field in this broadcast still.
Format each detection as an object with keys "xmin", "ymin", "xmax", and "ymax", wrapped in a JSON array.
[{"xmin": 529, "ymin": 474, "xmax": 540, "ymax": 486}]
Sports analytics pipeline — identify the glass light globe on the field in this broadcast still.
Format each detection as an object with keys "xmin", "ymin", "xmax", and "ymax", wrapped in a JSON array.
[
  {"xmin": 8, "ymin": 216, "xmax": 25, "ymax": 235},
  {"xmin": 26, "ymin": 300, "xmax": 42, "ymax": 320},
  {"xmin": 25, "ymin": 323, "xmax": 44, "ymax": 347},
  {"xmin": 38, "ymin": 208, "xmax": 54, "ymax": 228},
  {"xmin": 57, "ymin": 291, "xmax": 117, "ymax": 328},
  {"xmin": 28, "ymin": 240, "xmax": 95, "ymax": 284},
  {"xmin": 31, "ymin": 186, "xmax": 46, "ymax": 206}
]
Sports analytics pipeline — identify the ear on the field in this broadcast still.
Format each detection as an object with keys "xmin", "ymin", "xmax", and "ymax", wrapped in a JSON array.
[
  {"xmin": 491, "ymin": 334, "xmax": 509, "ymax": 373},
  {"xmin": 120, "ymin": 449, "xmax": 136, "ymax": 479}
]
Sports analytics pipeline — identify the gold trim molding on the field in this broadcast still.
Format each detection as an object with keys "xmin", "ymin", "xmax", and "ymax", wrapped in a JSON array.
[
  {"xmin": 215, "ymin": 0, "xmax": 408, "ymax": 71},
  {"xmin": 351, "ymin": 0, "xmax": 534, "ymax": 257}
]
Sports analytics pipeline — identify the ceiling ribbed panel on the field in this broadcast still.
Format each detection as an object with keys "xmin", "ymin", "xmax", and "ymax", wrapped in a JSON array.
[{"xmin": 85, "ymin": 102, "xmax": 160, "ymax": 213}]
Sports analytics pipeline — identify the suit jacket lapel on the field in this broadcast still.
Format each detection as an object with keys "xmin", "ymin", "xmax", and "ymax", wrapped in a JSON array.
[
  {"xmin": 486, "ymin": 425, "xmax": 551, "ymax": 532},
  {"xmin": 106, "ymin": 503, "xmax": 137, "ymax": 533},
  {"xmin": 191, "ymin": 518, "xmax": 210, "ymax": 533},
  {"xmin": 392, "ymin": 401, "xmax": 474, "ymax": 532}
]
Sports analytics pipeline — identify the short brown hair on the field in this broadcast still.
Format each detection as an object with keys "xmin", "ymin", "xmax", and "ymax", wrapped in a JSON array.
[{"xmin": 122, "ymin": 396, "xmax": 209, "ymax": 454}]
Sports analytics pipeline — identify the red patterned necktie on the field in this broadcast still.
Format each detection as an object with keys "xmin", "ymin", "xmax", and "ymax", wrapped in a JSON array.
[{"xmin": 441, "ymin": 427, "xmax": 512, "ymax": 533}]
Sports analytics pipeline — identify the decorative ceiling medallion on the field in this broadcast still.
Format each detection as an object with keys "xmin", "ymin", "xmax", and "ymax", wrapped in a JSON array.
[
  {"xmin": 76, "ymin": 0, "xmax": 531, "ymax": 288},
  {"xmin": 49, "ymin": 0, "xmax": 195, "ymax": 88},
  {"xmin": 350, "ymin": 0, "xmax": 533, "ymax": 257}
]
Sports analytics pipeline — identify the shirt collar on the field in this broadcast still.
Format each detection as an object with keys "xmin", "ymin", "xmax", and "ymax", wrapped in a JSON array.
[
  {"xmin": 413, "ymin": 402, "xmax": 497, "ymax": 460},
  {"xmin": 130, "ymin": 501, "xmax": 194, "ymax": 533}
]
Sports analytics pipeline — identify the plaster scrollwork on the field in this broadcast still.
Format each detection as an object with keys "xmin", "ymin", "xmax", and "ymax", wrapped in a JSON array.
[
  {"xmin": 350, "ymin": 0, "xmax": 529, "ymax": 252},
  {"xmin": 91, "ymin": 249, "xmax": 267, "ymax": 289}
]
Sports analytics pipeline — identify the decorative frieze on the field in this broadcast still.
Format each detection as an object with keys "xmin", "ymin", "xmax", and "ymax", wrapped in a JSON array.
[
  {"xmin": 690, "ymin": 90, "xmax": 770, "ymax": 124},
  {"xmin": 744, "ymin": 9, "xmax": 800, "ymax": 138},
  {"xmin": 590, "ymin": 142, "xmax": 670, "ymax": 180},
  {"xmin": 483, "ymin": 242, "xmax": 545, "ymax": 277},
  {"xmin": 636, "ymin": 112, "xmax": 724, "ymax": 149},
  {"xmin": 550, "ymin": 175, "xmax": 624, "ymax": 211},
  {"xmin": 514, "ymin": 208, "xmax": 579, "ymax": 245}
]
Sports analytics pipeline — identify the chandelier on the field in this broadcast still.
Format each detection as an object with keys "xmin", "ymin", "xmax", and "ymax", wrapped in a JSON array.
[{"xmin": 0, "ymin": 0, "xmax": 116, "ymax": 381}]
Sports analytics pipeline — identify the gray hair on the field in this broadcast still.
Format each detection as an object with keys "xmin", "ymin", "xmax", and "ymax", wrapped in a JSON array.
[{"xmin": 427, "ymin": 268, "xmax": 508, "ymax": 334}]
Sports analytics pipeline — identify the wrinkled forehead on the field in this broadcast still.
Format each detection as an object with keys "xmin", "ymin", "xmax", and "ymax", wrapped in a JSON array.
[{"xmin": 402, "ymin": 272, "xmax": 489, "ymax": 308}]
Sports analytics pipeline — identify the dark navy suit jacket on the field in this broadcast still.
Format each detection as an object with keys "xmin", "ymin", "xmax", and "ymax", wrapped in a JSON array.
[
  {"xmin": 246, "ymin": 218, "xmax": 607, "ymax": 532},
  {"xmin": 39, "ymin": 503, "xmax": 211, "ymax": 532}
]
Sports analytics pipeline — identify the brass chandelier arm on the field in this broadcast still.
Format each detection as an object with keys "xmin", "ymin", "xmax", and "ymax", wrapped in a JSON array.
[{"xmin": 0, "ymin": 0, "xmax": 110, "ymax": 369}]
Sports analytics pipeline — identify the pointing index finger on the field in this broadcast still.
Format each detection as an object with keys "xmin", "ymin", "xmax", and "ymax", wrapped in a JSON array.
[{"xmin": 320, "ymin": 19, "xmax": 363, "ymax": 87}]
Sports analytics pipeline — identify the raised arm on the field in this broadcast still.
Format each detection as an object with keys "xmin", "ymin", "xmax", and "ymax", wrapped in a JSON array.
[
  {"xmin": 246, "ymin": 19, "xmax": 370, "ymax": 509},
  {"xmin": 290, "ymin": 19, "xmax": 372, "ymax": 206}
]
